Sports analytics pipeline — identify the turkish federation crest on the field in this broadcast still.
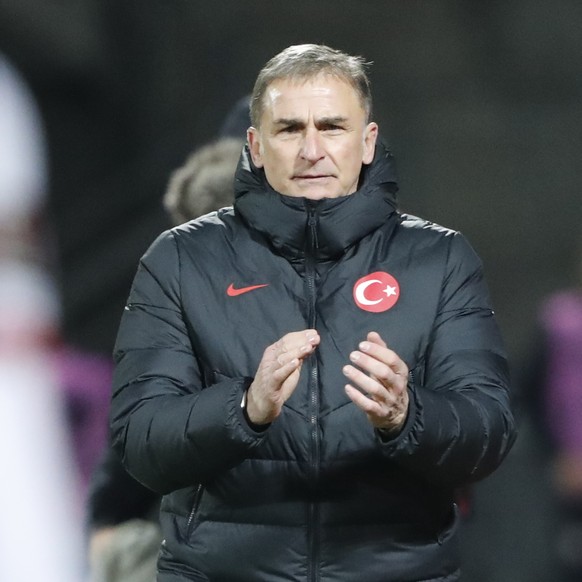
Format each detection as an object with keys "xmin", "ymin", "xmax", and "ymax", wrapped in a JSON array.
[{"xmin": 353, "ymin": 271, "xmax": 400, "ymax": 313}]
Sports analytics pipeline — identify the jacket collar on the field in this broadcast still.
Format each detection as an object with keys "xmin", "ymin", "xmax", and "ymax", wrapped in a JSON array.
[{"xmin": 233, "ymin": 140, "xmax": 400, "ymax": 262}]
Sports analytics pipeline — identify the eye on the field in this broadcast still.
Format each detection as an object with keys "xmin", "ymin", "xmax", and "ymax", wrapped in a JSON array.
[
  {"xmin": 323, "ymin": 124, "xmax": 344, "ymax": 133},
  {"xmin": 280, "ymin": 124, "xmax": 301, "ymax": 134}
]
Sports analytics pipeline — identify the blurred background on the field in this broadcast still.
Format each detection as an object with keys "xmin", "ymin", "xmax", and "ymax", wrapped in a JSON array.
[{"xmin": 2, "ymin": 1, "xmax": 582, "ymax": 580}]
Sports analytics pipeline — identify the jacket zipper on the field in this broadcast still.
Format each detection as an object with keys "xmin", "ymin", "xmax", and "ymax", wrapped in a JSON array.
[
  {"xmin": 186, "ymin": 483, "xmax": 204, "ymax": 538},
  {"xmin": 306, "ymin": 203, "xmax": 320, "ymax": 582}
]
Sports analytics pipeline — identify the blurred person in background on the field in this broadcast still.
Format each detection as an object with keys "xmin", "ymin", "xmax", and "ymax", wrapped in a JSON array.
[
  {"xmin": 521, "ymin": 239, "xmax": 582, "ymax": 581},
  {"xmin": 88, "ymin": 137, "xmax": 245, "ymax": 582},
  {"xmin": 0, "ymin": 52, "xmax": 84, "ymax": 582},
  {"xmin": 163, "ymin": 138, "xmax": 245, "ymax": 225},
  {"xmin": 109, "ymin": 44, "xmax": 516, "ymax": 582}
]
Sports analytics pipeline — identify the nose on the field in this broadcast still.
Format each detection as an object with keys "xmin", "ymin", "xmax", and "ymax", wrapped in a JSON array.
[{"xmin": 300, "ymin": 128, "xmax": 325, "ymax": 162}]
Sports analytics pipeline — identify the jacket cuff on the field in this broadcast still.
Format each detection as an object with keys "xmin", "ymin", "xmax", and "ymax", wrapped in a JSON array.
[
  {"xmin": 375, "ymin": 384, "xmax": 417, "ymax": 446},
  {"xmin": 235, "ymin": 378, "xmax": 271, "ymax": 436}
]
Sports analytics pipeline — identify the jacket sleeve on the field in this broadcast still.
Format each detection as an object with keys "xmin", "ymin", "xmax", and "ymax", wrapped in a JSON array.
[
  {"xmin": 379, "ymin": 232, "xmax": 517, "ymax": 486},
  {"xmin": 87, "ymin": 444, "xmax": 160, "ymax": 528},
  {"xmin": 109, "ymin": 230, "xmax": 266, "ymax": 494}
]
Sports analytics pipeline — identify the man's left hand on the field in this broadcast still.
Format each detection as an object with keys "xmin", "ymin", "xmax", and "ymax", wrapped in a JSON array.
[{"xmin": 343, "ymin": 331, "xmax": 409, "ymax": 435}]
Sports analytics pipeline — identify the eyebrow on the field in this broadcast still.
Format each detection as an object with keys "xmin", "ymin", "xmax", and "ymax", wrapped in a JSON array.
[
  {"xmin": 273, "ymin": 117, "xmax": 304, "ymax": 128},
  {"xmin": 317, "ymin": 116, "xmax": 348, "ymax": 126},
  {"xmin": 273, "ymin": 116, "xmax": 348, "ymax": 127}
]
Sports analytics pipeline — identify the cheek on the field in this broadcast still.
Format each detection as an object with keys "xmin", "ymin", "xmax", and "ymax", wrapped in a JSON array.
[
  {"xmin": 267, "ymin": 144, "xmax": 295, "ymax": 168},
  {"xmin": 338, "ymin": 137, "xmax": 363, "ymax": 157},
  {"xmin": 338, "ymin": 144, "xmax": 365, "ymax": 170}
]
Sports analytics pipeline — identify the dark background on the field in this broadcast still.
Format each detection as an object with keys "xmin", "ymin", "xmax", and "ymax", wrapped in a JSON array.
[{"xmin": 2, "ymin": 1, "xmax": 581, "ymax": 580}]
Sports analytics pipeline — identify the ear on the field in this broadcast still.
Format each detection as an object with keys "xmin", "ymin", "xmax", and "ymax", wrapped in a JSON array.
[
  {"xmin": 362, "ymin": 122, "xmax": 378, "ymax": 165},
  {"xmin": 247, "ymin": 127, "xmax": 264, "ymax": 168}
]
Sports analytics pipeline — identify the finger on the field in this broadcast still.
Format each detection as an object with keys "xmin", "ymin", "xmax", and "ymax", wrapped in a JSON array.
[
  {"xmin": 358, "ymin": 341, "xmax": 408, "ymax": 377},
  {"xmin": 275, "ymin": 361, "xmax": 303, "ymax": 402},
  {"xmin": 276, "ymin": 342, "xmax": 316, "ymax": 366},
  {"xmin": 280, "ymin": 329, "xmax": 320, "ymax": 351},
  {"xmin": 347, "ymin": 351, "xmax": 403, "ymax": 388},
  {"xmin": 274, "ymin": 331, "xmax": 319, "ymax": 364},
  {"xmin": 367, "ymin": 331, "xmax": 387, "ymax": 348},
  {"xmin": 344, "ymin": 384, "xmax": 383, "ymax": 414},
  {"xmin": 272, "ymin": 357, "xmax": 301, "ymax": 384},
  {"xmin": 267, "ymin": 329, "xmax": 316, "ymax": 358},
  {"xmin": 343, "ymin": 365, "xmax": 400, "ymax": 404}
]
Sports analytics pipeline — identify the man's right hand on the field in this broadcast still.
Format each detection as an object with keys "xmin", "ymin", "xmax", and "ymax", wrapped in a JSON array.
[{"xmin": 246, "ymin": 329, "xmax": 320, "ymax": 425}]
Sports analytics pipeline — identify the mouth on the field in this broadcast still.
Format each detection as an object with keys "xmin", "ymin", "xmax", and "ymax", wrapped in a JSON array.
[{"xmin": 293, "ymin": 174, "xmax": 333, "ymax": 181}]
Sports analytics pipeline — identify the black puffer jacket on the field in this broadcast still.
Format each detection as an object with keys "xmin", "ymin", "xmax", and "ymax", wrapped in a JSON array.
[{"xmin": 111, "ymin": 144, "xmax": 516, "ymax": 582}]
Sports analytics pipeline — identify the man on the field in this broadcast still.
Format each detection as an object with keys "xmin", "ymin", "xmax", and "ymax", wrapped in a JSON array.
[{"xmin": 111, "ymin": 44, "xmax": 516, "ymax": 582}]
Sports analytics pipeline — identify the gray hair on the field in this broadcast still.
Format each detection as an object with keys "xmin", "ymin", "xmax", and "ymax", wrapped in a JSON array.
[
  {"xmin": 163, "ymin": 138, "xmax": 244, "ymax": 225},
  {"xmin": 250, "ymin": 44, "xmax": 373, "ymax": 128}
]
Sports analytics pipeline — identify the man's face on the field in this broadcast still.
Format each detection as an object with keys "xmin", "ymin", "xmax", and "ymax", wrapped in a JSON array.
[{"xmin": 248, "ymin": 75, "xmax": 378, "ymax": 200}]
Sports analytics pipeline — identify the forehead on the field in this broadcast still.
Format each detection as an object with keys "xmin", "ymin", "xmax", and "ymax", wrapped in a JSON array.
[{"xmin": 261, "ymin": 75, "xmax": 364, "ymax": 120}]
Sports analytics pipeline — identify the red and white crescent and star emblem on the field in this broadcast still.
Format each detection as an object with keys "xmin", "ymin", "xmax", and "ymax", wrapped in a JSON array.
[{"xmin": 353, "ymin": 271, "xmax": 400, "ymax": 313}]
